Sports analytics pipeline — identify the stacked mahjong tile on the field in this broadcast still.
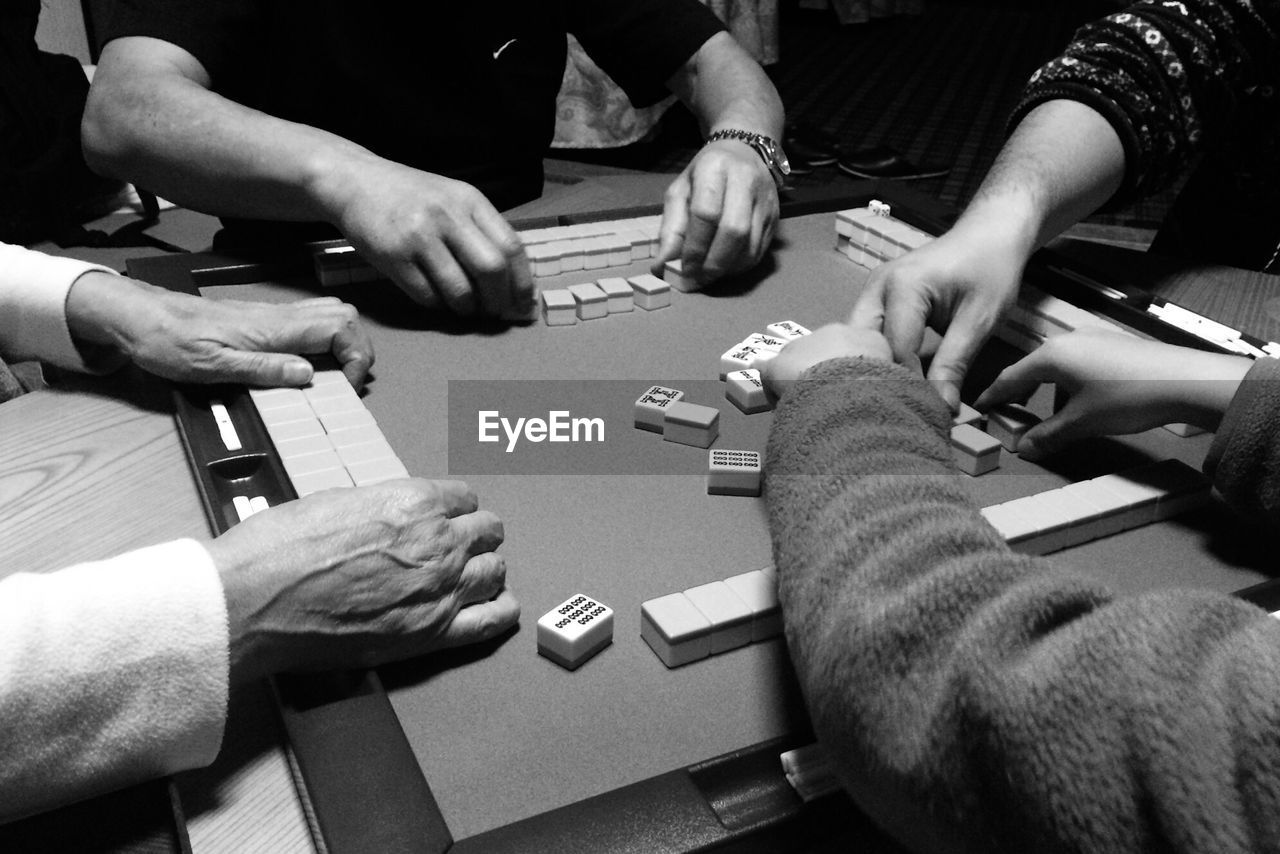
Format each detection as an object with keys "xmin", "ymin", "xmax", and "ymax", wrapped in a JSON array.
[
  {"xmin": 314, "ymin": 245, "xmax": 387, "ymax": 287},
  {"xmin": 314, "ymin": 214, "xmax": 662, "ymax": 287},
  {"xmin": 520, "ymin": 215, "xmax": 662, "ymax": 277},
  {"xmin": 246, "ymin": 371, "xmax": 409, "ymax": 503},
  {"xmin": 780, "ymin": 744, "xmax": 841, "ymax": 803},
  {"xmin": 834, "ymin": 200, "xmax": 934, "ymax": 269}
]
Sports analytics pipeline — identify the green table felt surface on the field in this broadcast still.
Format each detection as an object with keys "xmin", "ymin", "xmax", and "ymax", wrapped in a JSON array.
[{"xmin": 198, "ymin": 209, "xmax": 1275, "ymax": 841}]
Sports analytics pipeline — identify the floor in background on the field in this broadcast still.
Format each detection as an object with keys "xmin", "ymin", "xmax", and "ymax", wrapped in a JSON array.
[{"xmin": 553, "ymin": 0, "xmax": 1178, "ymax": 231}]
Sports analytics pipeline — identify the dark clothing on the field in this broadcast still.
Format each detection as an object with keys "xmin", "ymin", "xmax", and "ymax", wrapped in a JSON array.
[
  {"xmin": 1014, "ymin": 0, "xmax": 1280, "ymax": 272},
  {"xmin": 766, "ymin": 355, "xmax": 1280, "ymax": 853},
  {"xmin": 99, "ymin": 1, "xmax": 724, "ymax": 240}
]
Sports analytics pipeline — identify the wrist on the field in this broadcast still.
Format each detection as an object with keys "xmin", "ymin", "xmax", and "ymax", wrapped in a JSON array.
[
  {"xmin": 1170, "ymin": 353, "xmax": 1252, "ymax": 430},
  {"xmin": 704, "ymin": 128, "xmax": 789, "ymax": 189},
  {"xmin": 950, "ymin": 190, "xmax": 1043, "ymax": 260},
  {"xmin": 301, "ymin": 141, "xmax": 379, "ymax": 227},
  {"xmin": 207, "ymin": 533, "xmax": 277, "ymax": 683},
  {"xmin": 64, "ymin": 272, "xmax": 141, "ymax": 371}
]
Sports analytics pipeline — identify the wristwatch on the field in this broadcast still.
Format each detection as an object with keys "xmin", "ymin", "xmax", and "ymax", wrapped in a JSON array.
[{"xmin": 706, "ymin": 129, "xmax": 790, "ymax": 189}]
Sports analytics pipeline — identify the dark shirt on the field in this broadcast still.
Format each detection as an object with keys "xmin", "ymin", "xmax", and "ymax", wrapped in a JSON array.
[
  {"xmin": 99, "ymin": 1, "xmax": 724, "ymax": 242},
  {"xmin": 1013, "ymin": 0, "xmax": 1280, "ymax": 272}
]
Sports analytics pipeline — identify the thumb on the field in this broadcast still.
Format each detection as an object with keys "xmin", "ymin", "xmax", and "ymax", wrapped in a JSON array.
[
  {"xmin": 924, "ymin": 326, "xmax": 988, "ymax": 413},
  {"xmin": 848, "ymin": 278, "xmax": 886, "ymax": 332},
  {"xmin": 652, "ymin": 179, "xmax": 691, "ymax": 273},
  {"xmin": 1016, "ymin": 411, "xmax": 1083, "ymax": 461},
  {"xmin": 217, "ymin": 350, "xmax": 315, "ymax": 387}
]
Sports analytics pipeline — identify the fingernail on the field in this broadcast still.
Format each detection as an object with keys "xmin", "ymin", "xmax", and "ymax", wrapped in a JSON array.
[{"xmin": 282, "ymin": 360, "xmax": 313, "ymax": 385}]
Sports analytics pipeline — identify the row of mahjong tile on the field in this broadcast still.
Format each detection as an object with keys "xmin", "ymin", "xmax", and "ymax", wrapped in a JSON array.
[
  {"xmin": 641, "ymin": 567, "xmax": 781, "ymax": 668},
  {"xmin": 834, "ymin": 202, "xmax": 934, "ymax": 269},
  {"xmin": 540, "ymin": 258, "xmax": 713, "ymax": 326},
  {"xmin": 247, "ymin": 371, "xmax": 409, "ymax": 497},
  {"xmin": 981, "ymin": 458, "xmax": 1210, "ymax": 556},
  {"xmin": 649, "ymin": 457, "xmax": 1209, "ymax": 668},
  {"xmin": 314, "ymin": 215, "xmax": 662, "ymax": 285},
  {"xmin": 523, "ymin": 218, "xmax": 662, "ymax": 278},
  {"xmin": 519, "ymin": 215, "xmax": 661, "ymax": 249},
  {"xmin": 835, "ymin": 204, "xmax": 1280, "ymax": 367},
  {"xmin": 542, "ymin": 274, "xmax": 672, "ymax": 325},
  {"xmin": 540, "ymin": 457, "xmax": 1210, "ymax": 672},
  {"xmin": 831, "ymin": 205, "xmax": 1273, "ymax": 364}
]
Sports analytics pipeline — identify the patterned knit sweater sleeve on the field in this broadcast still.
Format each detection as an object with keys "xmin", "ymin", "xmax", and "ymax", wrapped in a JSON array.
[
  {"xmin": 765, "ymin": 357, "xmax": 1280, "ymax": 854},
  {"xmin": 1011, "ymin": 0, "xmax": 1280, "ymax": 208}
]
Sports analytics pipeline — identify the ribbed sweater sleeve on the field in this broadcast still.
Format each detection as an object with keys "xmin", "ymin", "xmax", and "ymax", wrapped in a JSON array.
[
  {"xmin": 1204, "ymin": 355, "xmax": 1280, "ymax": 525},
  {"xmin": 1011, "ymin": 0, "xmax": 1280, "ymax": 208},
  {"xmin": 765, "ymin": 357, "xmax": 1280, "ymax": 854},
  {"xmin": 0, "ymin": 539, "xmax": 230, "ymax": 822}
]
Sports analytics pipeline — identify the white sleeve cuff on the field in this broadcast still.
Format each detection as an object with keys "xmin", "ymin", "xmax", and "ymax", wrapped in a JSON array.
[
  {"xmin": 0, "ymin": 538, "xmax": 230, "ymax": 821},
  {"xmin": 0, "ymin": 242, "xmax": 119, "ymax": 372}
]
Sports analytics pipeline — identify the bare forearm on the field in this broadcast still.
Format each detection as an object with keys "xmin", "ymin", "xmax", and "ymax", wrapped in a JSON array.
[
  {"xmin": 83, "ymin": 42, "xmax": 368, "ymax": 225},
  {"xmin": 667, "ymin": 31, "xmax": 783, "ymax": 139},
  {"xmin": 958, "ymin": 99, "xmax": 1126, "ymax": 255}
]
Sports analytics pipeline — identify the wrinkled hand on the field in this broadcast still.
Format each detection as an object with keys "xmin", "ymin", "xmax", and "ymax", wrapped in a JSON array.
[
  {"xmin": 761, "ymin": 320, "xmax": 893, "ymax": 399},
  {"xmin": 206, "ymin": 479, "xmax": 519, "ymax": 679},
  {"xmin": 975, "ymin": 329, "xmax": 1251, "ymax": 459},
  {"xmin": 324, "ymin": 157, "xmax": 534, "ymax": 319},
  {"xmin": 850, "ymin": 221, "xmax": 1027, "ymax": 410},
  {"xmin": 66, "ymin": 272, "xmax": 374, "ymax": 389},
  {"xmin": 653, "ymin": 140, "xmax": 779, "ymax": 286}
]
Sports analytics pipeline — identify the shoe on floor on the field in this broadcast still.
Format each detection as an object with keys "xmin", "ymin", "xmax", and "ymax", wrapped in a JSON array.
[
  {"xmin": 836, "ymin": 145, "xmax": 950, "ymax": 180},
  {"xmin": 784, "ymin": 122, "xmax": 840, "ymax": 168}
]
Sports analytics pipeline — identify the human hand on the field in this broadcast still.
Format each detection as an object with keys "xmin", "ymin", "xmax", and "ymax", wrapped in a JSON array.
[
  {"xmin": 653, "ymin": 139, "xmax": 779, "ymax": 286},
  {"xmin": 850, "ymin": 219, "xmax": 1028, "ymax": 410},
  {"xmin": 321, "ymin": 156, "xmax": 534, "ymax": 319},
  {"xmin": 206, "ymin": 479, "xmax": 519, "ymax": 679},
  {"xmin": 975, "ymin": 329, "xmax": 1252, "ymax": 459},
  {"xmin": 66, "ymin": 272, "xmax": 374, "ymax": 389},
  {"xmin": 761, "ymin": 319, "xmax": 893, "ymax": 399}
]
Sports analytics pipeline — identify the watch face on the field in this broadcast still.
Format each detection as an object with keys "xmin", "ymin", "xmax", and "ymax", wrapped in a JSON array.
[{"xmin": 766, "ymin": 138, "xmax": 791, "ymax": 176}]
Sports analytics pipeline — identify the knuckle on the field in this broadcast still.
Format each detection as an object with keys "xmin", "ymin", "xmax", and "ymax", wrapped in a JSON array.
[
  {"xmin": 335, "ymin": 302, "xmax": 359, "ymax": 324},
  {"xmin": 472, "ymin": 250, "xmax": 508, "ymax": 277},
  {"xmin": 478, "ymin": 551, "xmax": 507, "ymax": 582},
  {"xmin": 689, "ymin": 201, "xmax": 720, "ymax": 223},
  {"xmin": 717, "ymin": 219, "xmax": 749, "ymax": 243},
  {"xmin": 472, "ymin": 607, "xmax": 508, "ymax": 639},
  {"xmin": 492, "ymin": 230, "xmax": 524, "ymax": 257}
]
